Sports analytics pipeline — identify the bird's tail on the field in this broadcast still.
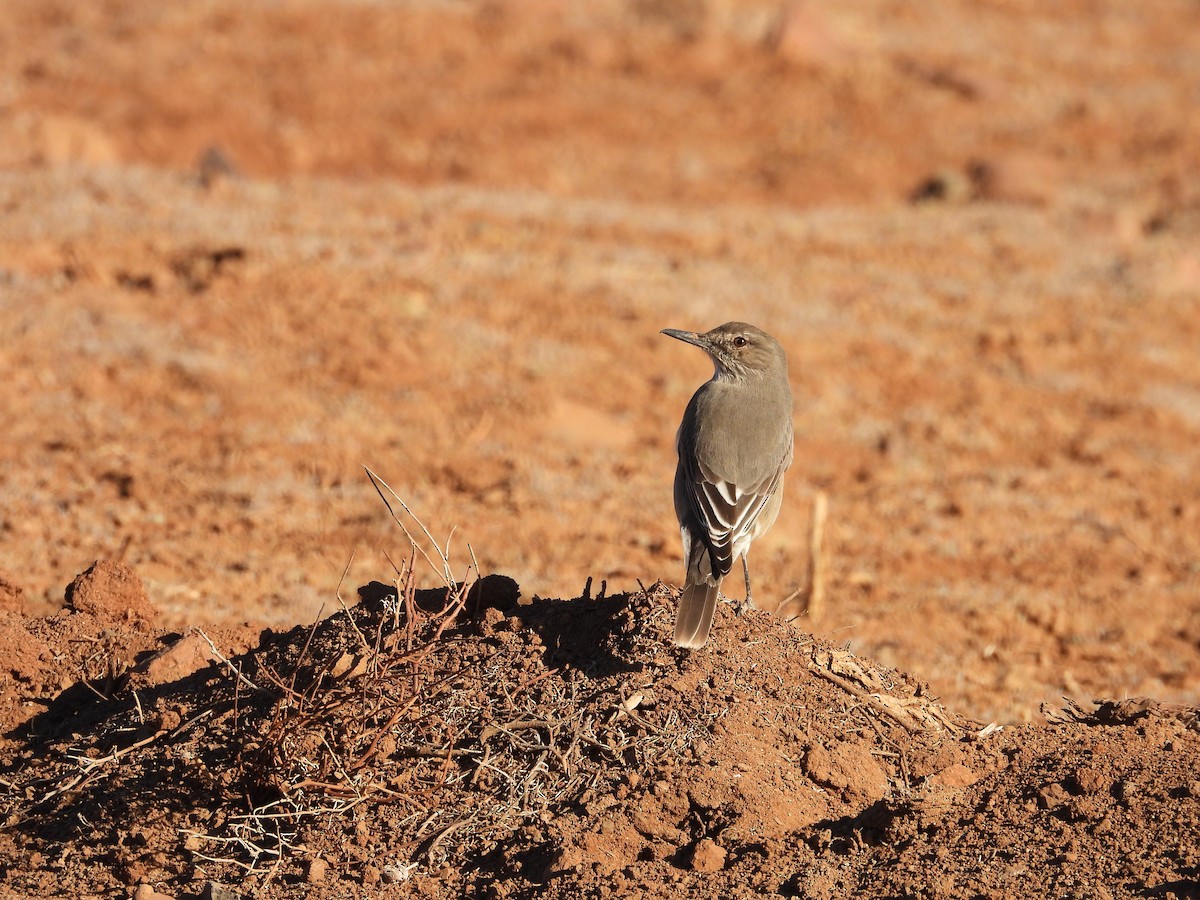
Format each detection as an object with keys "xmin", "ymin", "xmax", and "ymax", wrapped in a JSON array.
[{"xmin": 674, "ymin": 578, "xmax": 721, "ymax": 649}]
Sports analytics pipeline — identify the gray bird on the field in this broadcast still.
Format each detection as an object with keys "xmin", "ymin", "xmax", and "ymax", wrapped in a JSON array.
[{"xmin": 662, "ymin": 322, "xmax": 794, "ymax": 648}]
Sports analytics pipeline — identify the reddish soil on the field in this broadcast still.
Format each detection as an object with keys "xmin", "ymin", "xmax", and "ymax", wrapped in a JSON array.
[{"xmin": 1, "ymin": 1, "xmax": 1199, "ymax": 897}]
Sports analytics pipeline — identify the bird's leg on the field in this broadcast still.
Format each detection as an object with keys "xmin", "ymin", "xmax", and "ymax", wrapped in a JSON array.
[{"xmin": 738, "ymin": 556, "xmax": 755, "ymax": 613}]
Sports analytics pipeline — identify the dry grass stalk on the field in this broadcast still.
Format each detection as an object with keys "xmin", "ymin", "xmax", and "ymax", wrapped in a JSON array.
[{"xmin": 776, "ymin": 490, "xmax": 829, "ymax": 622}]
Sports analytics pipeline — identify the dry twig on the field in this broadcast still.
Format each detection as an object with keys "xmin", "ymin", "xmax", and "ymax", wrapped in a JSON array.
[{"xmin": 776, "ymin": 490, "xmax": 829, "ymax": 622}]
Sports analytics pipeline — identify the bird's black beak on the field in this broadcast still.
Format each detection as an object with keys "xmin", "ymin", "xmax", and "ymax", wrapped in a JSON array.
[{"xmin": 661, "ymin": 328, "xmax": 709, "ymax": 350}]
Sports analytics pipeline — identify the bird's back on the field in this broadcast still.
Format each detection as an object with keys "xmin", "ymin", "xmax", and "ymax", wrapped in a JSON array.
[{"xmin": 683, "ymin": 378, "xmax": 793, "ymax": 491}]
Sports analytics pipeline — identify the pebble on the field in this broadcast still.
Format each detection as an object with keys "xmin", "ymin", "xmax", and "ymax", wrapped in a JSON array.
[
  {"xmin": 307, "ymin": 858, "xmax": 328, "ymax": 884},
  {"xmin": 690, "ymin": 838, "xmax": 726, "ymax": 873}
]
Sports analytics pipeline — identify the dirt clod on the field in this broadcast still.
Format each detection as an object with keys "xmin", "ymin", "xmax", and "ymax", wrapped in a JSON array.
[
  {"xmin": 689, "ymin": 838, "xmax": 727, "ymax": 873},
  {"xmin": 802, "ymin": 742, "xmax": 890, "ymax": 804},
  {"xmin": 65, "ymin": 560, "xmax": 156, "ymax": 628},
  {"xmin": 136, "ymin": 630, "xmax": 217, "ymax": 686},
  {"xmin": 201, "ymin": 883, "xmax": 240, "ymax": 900},
  {"xmin": 306, "ymin": 858, "xmax": 328, "ymax": 884}
]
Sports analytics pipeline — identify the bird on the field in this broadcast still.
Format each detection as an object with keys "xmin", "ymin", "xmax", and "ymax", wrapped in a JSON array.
[{"xmin": 661, "ymin": 322, "xmax": 794, "ymax": 648}]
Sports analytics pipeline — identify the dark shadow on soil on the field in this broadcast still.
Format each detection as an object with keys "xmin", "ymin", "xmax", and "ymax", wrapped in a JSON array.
[
  {"xmin": 1140, "ymin": 875, "xmax": 1200, "ymax": 899},
  {"xmin": 513, "ymin": 592, "xmax": 645, "ymax": 677},
  {"xmin": 0, "ymin": 575, "xmax": 667, "ymax": 889},
  {"xmin": 778, "ymin": 798, "xmax": 900, "ymax": 892},
  {"xmin": 1, "ymin": 665, "xmax": 269, "ymax": 862},
  {"xmin": 0, "ymin": 597, "xmax": 403, "ymax": 858}
]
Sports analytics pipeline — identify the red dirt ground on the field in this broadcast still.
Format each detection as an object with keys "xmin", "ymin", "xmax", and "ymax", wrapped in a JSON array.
[{"xmin": 1, "ymin": 1, "xmax": 1199, "ymax": 897}]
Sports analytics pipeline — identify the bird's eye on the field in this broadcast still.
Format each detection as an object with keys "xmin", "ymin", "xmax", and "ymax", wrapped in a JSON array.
[{"xmin": 733, "ymin": 336, "xmax": 748, "ymax": 348}]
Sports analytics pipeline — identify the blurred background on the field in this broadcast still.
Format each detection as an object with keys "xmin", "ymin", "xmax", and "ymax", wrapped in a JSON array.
[{"xmin": 1, "ymin": 0, "xmax": 1199, "ymax": 721}]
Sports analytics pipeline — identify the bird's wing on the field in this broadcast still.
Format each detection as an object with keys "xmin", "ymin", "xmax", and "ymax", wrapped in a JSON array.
[{"xmin": 682, "ymin": 451, "xmax": 786, "ymax": 578}]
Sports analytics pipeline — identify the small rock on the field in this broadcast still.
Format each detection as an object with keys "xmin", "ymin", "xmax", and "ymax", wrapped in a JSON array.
[
  {"xmin": 138, "ymin": 630, "xmax": 217, "ymax": 686},
  {"xmin": 542, "ymin": 846, "xmax": 583, "ymax": 879},
  {"xmin": 381, "ymin": 863, "xmax": 413, "ymax": 884},
  {"xmin": 330, "ymin": 652, "xmax": 368, "ymax": 680},
  {"xmin": 306, "ymin": 857, "xmax": 328, "ymax": 884},
  {"xmin": 201, "ymin": 883, "xmax": 240, "ymax": 900},
  {"xmin": 1037, "ymin": 782, "xmax": 1072, "ymax": 810},
  {"xmin": 926, "ymin": 763, "xmax": 981, "ymax": 790},
  {"xmin": 802, "ymin": 742, "xmax": 889, "ymax": 803},
  {"xmin": 690, "ymin": 838, "xmax": 726, "ymax": 873}
]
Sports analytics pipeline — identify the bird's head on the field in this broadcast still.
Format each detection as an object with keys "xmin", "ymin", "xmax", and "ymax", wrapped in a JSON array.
[{"xmin": 661, "ymin": 321, "xmax": 788, "ymax": 382}]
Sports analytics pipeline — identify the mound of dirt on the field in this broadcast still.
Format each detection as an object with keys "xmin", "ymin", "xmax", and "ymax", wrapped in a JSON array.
[
  {"xmin": 2, "ymin": 568, "xmax": 1196, "ymax": 899},
  {"xmin": 64, "ymin": 560, "xmax": 157, "ymax": 629}
]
